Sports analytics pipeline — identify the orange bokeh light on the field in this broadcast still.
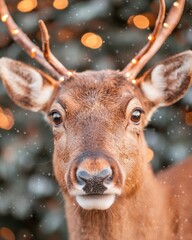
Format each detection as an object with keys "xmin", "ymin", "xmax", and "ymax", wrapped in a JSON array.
[
  {"xmin": 17, "ymin": 0, "xmax": 37, "ymax": 13},
  {"xmin": 81, "ymin": 32, "xmax": 103, "ymax": 49},
  {"xmin": 0, "ymin": 107, "xmax": 14, "ymax": 130},
  {"xmin": 146, "ymin": 147, "xmax": 154, "ymax": 162},
  {"xmin": 133, "ymin": 15, "xmax": 150, "ymax": 29},
  {"xmin": 185, "ymin": 112, "xmax": 192, "ymax": 126},
  {"xmin": 0, "ymin": 227, "xmax": 15, "ymax": 240},
  {"xmin": 53, "ymin": 0, "xmax": 68, "ymax": 10}
]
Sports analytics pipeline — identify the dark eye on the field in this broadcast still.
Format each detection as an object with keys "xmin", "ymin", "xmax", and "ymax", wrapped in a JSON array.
[
  {"xmin": 51, "ymin": 111, "xmax": 63, "ymax": 126},
  {"xmin": 131, "ymin": 109, "xmax": 142, "ymax": 124}
]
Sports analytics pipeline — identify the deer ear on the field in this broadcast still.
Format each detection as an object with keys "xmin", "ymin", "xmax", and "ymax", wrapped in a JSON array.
[
  {"xmin": 0, "ymin": 58, "xmax": 58, "ymax": 112},
  {"xmin": 140, "ymin": 51, "xmax": 192, "ymax": 108}
]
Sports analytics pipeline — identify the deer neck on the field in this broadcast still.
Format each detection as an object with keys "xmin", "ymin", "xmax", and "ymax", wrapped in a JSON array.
[{"xmin": 64, "ymin": 165, "xmax": 171, "ymax": 240}]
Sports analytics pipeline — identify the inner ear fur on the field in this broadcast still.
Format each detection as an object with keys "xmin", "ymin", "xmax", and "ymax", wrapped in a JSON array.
[
  {"xmin": 0, "ymin": 58, "xmax": 59, "ymax": 112},
  {"xmin": 140, "ymin": 51, "xmax": 192, "ymax": 107}
]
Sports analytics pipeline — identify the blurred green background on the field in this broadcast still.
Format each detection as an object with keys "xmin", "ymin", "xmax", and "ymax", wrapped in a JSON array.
[{"xmin": 0, "ymin": 0, "xmax": 191, "ymax": 239}]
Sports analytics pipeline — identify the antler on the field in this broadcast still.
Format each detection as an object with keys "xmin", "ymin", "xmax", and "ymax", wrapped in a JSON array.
[
  {"xmin": 0, "ymin": 0, "xmax": 71, "ymax": 81},
  {"xmin": 38, "ymin": 20, "xmax": 72, "ymax": 79},
  {"xmin": 123, "ymin": 0, "xmax": 185, "ymax": 81}
]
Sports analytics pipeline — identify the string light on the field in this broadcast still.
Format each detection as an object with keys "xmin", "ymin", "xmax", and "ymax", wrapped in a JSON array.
[
  {"xmin": 59, "ymin": 72, "xmax": 72, "ymax": 82},
  {"xmin": 131, "ymin": 58, "xmax": 137, "ymax": 64},
  {"xmin": 125, "ymin": 72, "xmax": 131, "ymax": 78},
  {"xmin": 1, "ymin": 14, "xmax": 8, "ymax": 22},
  {"xmin": 173, "ymin": 2, "xmax": 179, "ymax": 7},
  {"xmin": 30, "ymin": 48, "xmax": 36, "ymax": 58},
  {"xmin": 67, "ymin": 71, "xmax": 73, "ymax": 77},
  {"xmin": 59, "ymin": 76, "xmax": 65, "ymax": 82},
  {"xmin": 148, "ymin": 34, "xmax": 155, "ymax": 42},
  {"xmin": 132, "ymin": 79, "xmax": 137, "ymax": 85},
  {"xmin": 163, "ymin": 23, "xmax": 169, "ymax": 28},
  {"xmin": 12, "ymin": 29, "xmax": 19, "ymax": 35}
]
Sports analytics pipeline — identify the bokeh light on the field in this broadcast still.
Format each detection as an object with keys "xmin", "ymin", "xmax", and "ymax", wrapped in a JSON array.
[
  {"xmin": 1, "ymin": 14, "xmax": 8, "ymax": 22},
  {"xmin": 185, "ymin": 112, "xmax": 192, "ymax": 126},
  {"xmin": 0, "ymin": 107, "xmax": 14, "ymax": 130},
  {"xmin": 17, "ymin": 0, "xmax": 37, "ymax": 13},
  {"xmin": 147, "ymin": 147, "xmax": 154, "ymax": 162},
  {"xmin": 53, "ymin": 0, "xmax": 68, "ymax": 10},
  {"xmin": 81, "ymin": 32, "xmax": 103, "ymax": 49},
  {"xmin": 0, "ymin": 227, "xmax": 15, "ymax": 240},
  {"xmin": 133, "ymin": 15, "xmax": 150, "ymax": 29}
]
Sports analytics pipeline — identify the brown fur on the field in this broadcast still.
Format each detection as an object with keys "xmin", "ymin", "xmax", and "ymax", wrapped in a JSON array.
[
  {"xmin": 49, "ymin": 69, "xmax": 192, "ymax": 240},
  {"xmin": 0, "ymin": 52, "xmax": 192, "ymax": 240}
]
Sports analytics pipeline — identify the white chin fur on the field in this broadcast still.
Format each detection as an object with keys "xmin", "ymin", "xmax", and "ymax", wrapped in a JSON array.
[{"xmin": 76, "ymin": 195, "xmax": 115, "ymax": 210}]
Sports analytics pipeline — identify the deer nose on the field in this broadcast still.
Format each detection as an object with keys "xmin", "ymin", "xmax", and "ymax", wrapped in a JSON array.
[
  {"xmin": 76, "ymin": 168, "xmax": 113, "ymax": 184},
  {"xmin": 76, "ymin": 168, "xmax": 113, "ymax": 194}
]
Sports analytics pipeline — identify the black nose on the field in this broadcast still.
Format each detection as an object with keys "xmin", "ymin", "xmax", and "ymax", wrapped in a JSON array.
[{"xmin": 76, "ymin": 168, "xmax": 113, "ymax": 194}]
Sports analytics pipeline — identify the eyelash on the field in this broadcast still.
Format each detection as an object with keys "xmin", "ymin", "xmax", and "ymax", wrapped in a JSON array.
[
  {"xmin": 130, "ymin": 108, "xmax": 145, "ymax": 124},
  {"xmin": 49, "ymin": 110, "xmax": 63, "ymax": 126}
]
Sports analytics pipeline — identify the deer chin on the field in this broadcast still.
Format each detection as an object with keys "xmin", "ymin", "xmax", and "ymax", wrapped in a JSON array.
[{"xmin": 76, "ymin": 194, "xmax": 115, "ymax": 210}]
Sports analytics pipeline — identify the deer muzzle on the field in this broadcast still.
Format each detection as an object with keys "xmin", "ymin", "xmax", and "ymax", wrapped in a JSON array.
[{"xmin": 66, "ymin": 151, "xmax": 123, "ymax": 210}]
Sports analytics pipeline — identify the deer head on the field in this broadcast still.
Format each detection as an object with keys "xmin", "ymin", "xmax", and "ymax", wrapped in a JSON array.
[{"xmin": 0, "ymin": 0, "xmax": 191, "ymax": 210}]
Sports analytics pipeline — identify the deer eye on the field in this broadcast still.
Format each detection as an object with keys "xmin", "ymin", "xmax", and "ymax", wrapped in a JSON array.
[
  {"xmin": 50, "ymin": 111, "xmax": 63, "ymax": 126},
  {"xmin": 130, "ymin": 108, "xmax": 143, "ymax": 124}
]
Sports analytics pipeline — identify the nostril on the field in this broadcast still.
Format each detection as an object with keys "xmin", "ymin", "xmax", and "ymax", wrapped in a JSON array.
[
  {"xmin": 76, "ymin": 170, "xmax": 91, "ymax": 185},
  {"xmin": 76, "ymin": 168, "xmax": 113, "ymax": 186},
  {"xmin": 97, "ymin": 168, "xmax": 113, "ymax": 183}
]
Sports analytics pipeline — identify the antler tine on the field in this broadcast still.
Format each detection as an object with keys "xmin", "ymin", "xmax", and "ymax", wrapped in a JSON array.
[
  {"xmin": 0, "ymin": 0, "xmax": 69, "ymax": 81},
  {"xmin": 123, "ymin": 0, "xmax": 185, "ymax": 81},
  {"xmin": 123, "ymin": 0, "xmax": 166, "ymax": 77},
  {"xmin": 38, "ymin": 20, "xmax": 72, "ymax": 79}
]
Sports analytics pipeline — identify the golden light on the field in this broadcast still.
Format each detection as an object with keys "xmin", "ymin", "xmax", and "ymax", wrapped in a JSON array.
[
  {"xmin": 185, "ymin": 112, "xmax": 192, "ymax": 126},
  {"xmin": 0, "ymin": 227, "xmax": 15, "ymax": 240},
  {"xmin": 67, "ymin": 71, "xmax": 73, "ymax": 77},
  {"xmin": 132, "ymin": 79, "xmax": 137, "ymax": 85},
  {"xmin": 148, "ymin": 34, "xmax": 155, "ymax": 42},
  {"xmin": 59, "ymin": 76, "xmax": 65, "ymax": 82},
  {"xmin": 133, "ymin": 15, "xmax": 150, "ymax": 29},
  {"xmin": 146, "ymin": 147, "xmax": 154, "ymax": 162},
  {"xmin": 173, "ymin": 2, "xmax": 179, "ymax": 7},
  {"xmin": 81, "ymin": 32, "xmax": 103, "ymax": 49},
  {"xmin": 53, "ymin": 0, "xmax": 68, "ymax": 10},
  {"xmin": 1, "ymin": 14, "xmax": 8, "ymax": 22},
  {"xmin": 131, "ymin": 58, "xmax": 137, "ymax": 64},
  {"xmin": 17, "ymin": 0, "xmax": 37, "ymax": 13},
  {"xmin": 125, "ymin": 72, "xmax": 131, "ymax": 78},
  {"xmin": 11, "ymin": 29, "xmax": 19, "ymax": 35},
  {"xmin": 0, "ymin": 107, "xmax": 14, "ymax": 130},
  {"xmin": 30, "ymin": 48, "xmax": 36, "ymax": 58},
  {"xmin": 163, "ymin": 23, "xmax": 169, "ymax": 28}
]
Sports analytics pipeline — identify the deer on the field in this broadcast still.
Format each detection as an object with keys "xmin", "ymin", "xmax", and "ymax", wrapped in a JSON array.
[{"xmin": 0, "ymin": 0, "xmax": 192, "ymax": 239}]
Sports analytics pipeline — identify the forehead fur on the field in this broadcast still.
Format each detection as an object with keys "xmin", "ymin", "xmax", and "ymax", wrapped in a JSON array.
[{"xmin": 57, "ymin": 70, "xmax": 135, "ymax": 107}]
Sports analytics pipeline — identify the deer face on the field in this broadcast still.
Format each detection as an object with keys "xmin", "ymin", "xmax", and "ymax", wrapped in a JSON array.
[
  {"xmin": 1, "ymin": 52, "xmax": 191, "ymax": 210},
  {"xmin": 0, "ymin": 0, "xmax": 191, "ymax": 210},
  {"xmin": 50, "ymin": 71, "xmax": 148, "ymax": 210}
]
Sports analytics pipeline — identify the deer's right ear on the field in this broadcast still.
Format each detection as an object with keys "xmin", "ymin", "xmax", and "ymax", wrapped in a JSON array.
[
  {"xmin": 140, "ymin": 51, "xmax": 192, "ymax": 110},
  {"xmin": 0, "ymin": 58, "xmax": 59, "ymax": 112}
]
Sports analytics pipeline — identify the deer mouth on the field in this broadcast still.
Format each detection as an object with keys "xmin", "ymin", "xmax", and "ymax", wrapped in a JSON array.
[{"xmin": 76, "ymin": 194, "xmax": 115, "ymax": 210}]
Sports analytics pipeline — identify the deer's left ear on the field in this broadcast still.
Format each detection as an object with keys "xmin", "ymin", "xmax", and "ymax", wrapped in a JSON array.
[
  {"xmin": 0, "ymin": 58, "xmax": 59, "ymax": 112},
  {"xmin": 140, "ymin": 51, "xmax": 192, "ymax": 108}
]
